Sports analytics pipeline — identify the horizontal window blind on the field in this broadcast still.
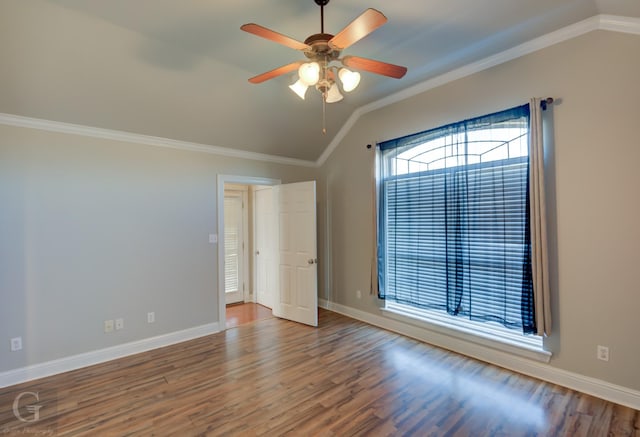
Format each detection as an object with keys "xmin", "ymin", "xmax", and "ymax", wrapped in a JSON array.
[
  {"xmin": 378, "ymin": 104, "xmax": 534, "ymax": 333},
  {"xmin": 384, "ymin": 158, "xmax": 528, "ymax": 329},
  {"xmin": 224, "ymin": 196, "xmax": 240, "ymax": 294}
]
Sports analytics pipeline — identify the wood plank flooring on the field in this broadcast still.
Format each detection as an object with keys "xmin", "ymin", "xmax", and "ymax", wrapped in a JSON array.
[
  {"xmin": 1, "ymin": 309, "xmax": 638, "ymax": 436},
  {"xmin": 226, "ymin": 303, "xmax": 273, "ymax": 329}
]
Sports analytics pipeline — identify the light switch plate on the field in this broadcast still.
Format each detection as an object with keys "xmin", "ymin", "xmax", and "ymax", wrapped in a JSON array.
[{"xmin": 209, "ymin": 234, "xmax": 218, "ymax": 244}]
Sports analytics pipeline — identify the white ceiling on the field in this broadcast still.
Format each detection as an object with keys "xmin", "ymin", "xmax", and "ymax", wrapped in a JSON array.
[{"xmin": 1, "ymin": 0, "xmax": 639, "ymax": 161}]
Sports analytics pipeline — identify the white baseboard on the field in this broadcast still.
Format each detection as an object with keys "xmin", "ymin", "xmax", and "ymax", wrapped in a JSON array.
[
  {"xmin": 319, "ymin": 299, "xmax": 640, "ymax": 410},
  {"xmin": 0, "ymin": 322, "xmax": 220, "ymax": 388}
]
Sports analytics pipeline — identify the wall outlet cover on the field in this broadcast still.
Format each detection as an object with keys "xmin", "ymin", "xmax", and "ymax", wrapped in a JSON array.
[
  {"xmin": 10, "ymin": 337, "xmax": 23, "ymax": 352},
  {"xmin": 104, "ymin": 320, "xmax": 114, "ymax": 333},
  {"xmin": 597, "ymin": 345, "xmax": 609, "ymax": 362}
]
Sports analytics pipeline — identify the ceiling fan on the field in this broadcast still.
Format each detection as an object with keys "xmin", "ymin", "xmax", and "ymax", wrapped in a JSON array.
[{"xmin": 241, "ymin": 0, "xmax": 407, "ymax": 131}]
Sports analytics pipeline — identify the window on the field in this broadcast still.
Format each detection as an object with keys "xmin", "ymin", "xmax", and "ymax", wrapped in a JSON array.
[{"xmin": 378, "ymin": 105, "xmax": 538, "ymax": 337}]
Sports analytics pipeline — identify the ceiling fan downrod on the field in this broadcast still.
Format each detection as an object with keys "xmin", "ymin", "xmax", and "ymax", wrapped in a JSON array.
[
  {"xmin": 315, "ymin": 0, "xmax": 330, "ymax": 33},
  {"xmin": 241, "ymin": 0, "xmax": 407, "ymax": 134}
]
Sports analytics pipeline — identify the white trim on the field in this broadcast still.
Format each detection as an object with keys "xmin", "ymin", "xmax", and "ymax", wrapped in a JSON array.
[
  {"xmin": 1, "ymin": 16, "xmax": 638, "ymax": 169},
  {"xmin": 316, "ymin": 107, "xmax": 364, "ymax": 167},
  {"xmin": 217, "ymin": 175, "xmax": 281, "ymax": 329},
  {"xmin": 599, "ymin": 14, "xmax": 640, "ymax": 35},
  {"xmin": 0, "ymin": 322, "xmax": 219, "ymax": 389},
  {"xmin": 316, "ymin": 14, "xmax": 640, "ymax": 167},
  {"xmin": 0, "ymin": 113, "xmax": 316, "ymax": 168},
  {"xmin": 382, "ymin": 302, "xmax": 548, "ymax": 362},
  {"xmin": 318, "ymin": 299, "xmax": 640, "ymax": 410},
  {"xmin": 359, "ymin": 16, "xmax": 598, "ymax": 117}
]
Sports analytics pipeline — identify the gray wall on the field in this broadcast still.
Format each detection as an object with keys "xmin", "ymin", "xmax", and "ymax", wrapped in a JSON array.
[
  {"xmin": 0, "ymin": 124, "xmax": 316, "ymax": 372},
  {"xmin": 318, "ymin": 30, "xmax": 640, "ymax": 391},
  {"xmin": 2, "ymin": 27, "xmax": 639, "ymax": 396}
]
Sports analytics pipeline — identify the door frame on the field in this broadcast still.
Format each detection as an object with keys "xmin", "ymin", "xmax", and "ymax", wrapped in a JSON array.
[
  {"xmin": 217, "ymin": 175, "xmax": 280, "ymax": 330},
  {"xmin": 252, "ymin": 185, "xmax": 271, "ymax": 308}
]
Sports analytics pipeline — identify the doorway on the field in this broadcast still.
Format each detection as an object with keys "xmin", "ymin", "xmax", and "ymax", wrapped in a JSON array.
[
  {"xmin": 217, "ymin": 175, "xmax": 280, "ymax": 329},
  {"xmin": 217, "ymin": 176, "xmax": 318, "ymax": 330}
]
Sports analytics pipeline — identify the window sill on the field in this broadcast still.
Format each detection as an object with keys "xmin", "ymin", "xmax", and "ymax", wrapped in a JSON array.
[{"xmin": 382, "ymin": 302, "xmax": 552, "ymax": 363}]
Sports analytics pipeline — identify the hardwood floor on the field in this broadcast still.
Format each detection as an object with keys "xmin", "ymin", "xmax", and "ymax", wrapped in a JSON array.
[
  {"xmin": 1, "ymin": 309, "xmax": 638, "ymax": 436},
  {"xmin": 226, "ymin": 302, "xmax": 273, "ymax": 329}
]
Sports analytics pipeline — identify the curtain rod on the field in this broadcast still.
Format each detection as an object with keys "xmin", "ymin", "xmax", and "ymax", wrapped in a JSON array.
[
  {"xmin": 540, "ymin": 97, "xmax": 554, "ymax": 111},
  {"xmin": 368, "ymin": 98, "xmax": 556, "ymax": 149}
]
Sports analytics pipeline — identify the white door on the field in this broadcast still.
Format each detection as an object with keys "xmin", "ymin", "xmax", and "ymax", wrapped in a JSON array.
[
  {"xmin": 224, "ymin": 191, "xmax": 245, "ymax": 305},
  {"xmin": 272, "ymin": 181, "xmax": 318, "ymax": 327},
  {"xmin": 255, "ymin": 187, "xmax": 276, "ymax": 309}
]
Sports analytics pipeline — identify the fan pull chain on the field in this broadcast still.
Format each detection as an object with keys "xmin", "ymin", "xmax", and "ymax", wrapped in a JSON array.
[{"xmin": 322, "ymin": 95, "xmax": 327, "ymax": 134}]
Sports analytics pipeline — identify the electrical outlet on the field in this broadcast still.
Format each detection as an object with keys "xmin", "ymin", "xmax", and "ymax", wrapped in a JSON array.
[
  {"xmin": 147, "ymin": 312, "xmax": 155, "ymax": 324},
  {"xmin": 104, "ymin": 320, "xmax": 114, "ymax": 333},
  {"xmin": 356, "ymin": 289, "xmax": 362, "ymax": 299},
  {"xmin": 597, "ymin": 345, "xmax": 609, "ymax": 362},
  {"xmin": 10, "ymin": 337, "xmax": 22, "ymax": 352},
  {"xmin": 115, "ymin": 318, "xmax": 124, "ymax": 330}
]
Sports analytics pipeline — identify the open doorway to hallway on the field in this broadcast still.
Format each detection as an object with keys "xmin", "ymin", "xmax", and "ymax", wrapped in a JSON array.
[
  {"xmin": 217, "ymin": 175, "xmax": 280, "ymax": 329},
  {"xmin": 218, "ymin": 175, "xmax": 318, "ymax": 329},
  {"xmin": 222, "ymin": 183, "xmax": 277, "ymax": 307}
]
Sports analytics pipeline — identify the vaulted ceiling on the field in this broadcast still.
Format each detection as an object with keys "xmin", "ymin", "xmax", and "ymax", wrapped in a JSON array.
[{"xmin": 2, "ymin": 0, "xmax": 639, "ymax": 162}]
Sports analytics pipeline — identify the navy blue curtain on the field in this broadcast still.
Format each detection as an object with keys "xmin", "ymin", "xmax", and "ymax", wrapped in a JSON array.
[{"xmin": 377, "ymin": 105, "xmax": 536, "ymax": 334}]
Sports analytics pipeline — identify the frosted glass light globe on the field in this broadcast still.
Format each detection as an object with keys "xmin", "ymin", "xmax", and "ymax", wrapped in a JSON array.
[{"xmin": 298, "ymin": 62, "xmax": 320, "ymax": 86}]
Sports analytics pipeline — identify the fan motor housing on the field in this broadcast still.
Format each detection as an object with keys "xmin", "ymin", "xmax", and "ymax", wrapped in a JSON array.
[{"xmin": 304, "ymin": 33, "xmax": 340, "ymax": 61}]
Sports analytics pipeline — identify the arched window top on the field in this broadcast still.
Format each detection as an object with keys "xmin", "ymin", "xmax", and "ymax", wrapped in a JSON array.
[{"xmin": 380, "ymin": 105, "xmax": 529, "ymax": 176}]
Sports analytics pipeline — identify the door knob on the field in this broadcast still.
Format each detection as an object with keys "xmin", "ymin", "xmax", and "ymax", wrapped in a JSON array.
[{"xmin": 256, "ymin": 250, "xmax": 260, "ymax": 255}]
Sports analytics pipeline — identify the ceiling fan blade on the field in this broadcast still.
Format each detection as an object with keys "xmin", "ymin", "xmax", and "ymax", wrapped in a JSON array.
[
  {"xmin": 342, "ymin": 56, "xmax": 407, "ymax": 79},
  {"xmin": 329, "ymin": 8, "xmax": 387, "ymax": 51},
  {"xmin": 241, "ymin": 23, "xmax": 310, "ymax": 51},
  {"xmin": 248, "ymin": 62, "xmax": 304, "ymax": 84}
]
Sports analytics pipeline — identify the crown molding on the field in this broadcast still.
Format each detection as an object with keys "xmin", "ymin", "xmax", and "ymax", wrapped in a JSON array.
[
  {"xmin": 316, "ymin": 106, "xmax": 365, "ymax": 166},
  {"xmin": 599, "ymin": 14, "xmax": 640, "ymax": 34},
  {"xmin": 316, "ymin": 14, "xmax": 640, "ymax": 167},
  {"xmin": 1, "ymin": 14, "xmax": 638, "ymax": 169},
  {"xmin": 0, "ymin": 113, "xmax": 317, "ymax": 168}
]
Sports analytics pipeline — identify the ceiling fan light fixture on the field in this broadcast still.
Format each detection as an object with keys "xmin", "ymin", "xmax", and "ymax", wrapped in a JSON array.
[
  {"xmin": 298, "ymin": 62, "xmax": 320, "ymax": 86},
  {"xmin": 339, "ymin": 68, "xmax": 361, "ymax": 92},
  {"xmin": 325, "ymin": 82, "xmax": 344, "ymax": 103},
  {"xmin": 289, "ymin": 79, "xmax": 309, "ymax": 99},
  {"xmin": 242, "ymin": 1, "xmax": 407, "ymax": 132}
]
